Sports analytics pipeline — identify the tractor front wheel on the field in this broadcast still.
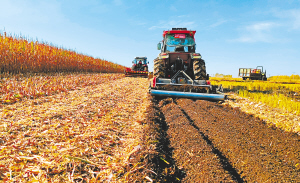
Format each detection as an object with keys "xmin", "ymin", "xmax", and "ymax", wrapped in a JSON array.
[{"xmin": 193, "ymin": 59, "xmax": 206, "ymax": 80}]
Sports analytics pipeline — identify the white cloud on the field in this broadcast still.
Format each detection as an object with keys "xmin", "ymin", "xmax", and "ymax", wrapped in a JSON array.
[
  {"xmin": 128, "ymin": 18, "xmax": 147, "ymax": 26},
  {"xmin": 231, "ymin": 8, "xmax": 300, "ymax": 43},
  {"xmin": 246, "ymin": 22, "xmax": 277, "ymax": 31},
  {"xmin": 170, "ymin": 5, "xmax": 177, "ymax": 11},
  {"xmin": 209, "ymin": 20, "xmax": 228, "ymax": 28},
  {"xmin": 272, "ymin": 8, "xmax": 300, "ymax": 30},
  {"xmin": 113, "ymin": 0, "xmax": 123, "ymax": 6},
  {"xmin": 149, "ymin": 20, "xmax": 195, "ymax": 30},
  {"xmin": 232, "ymin": 22, "xmax": 280, "ymax": 43},
  {"xmin": 289, "ymin": 10, "xmax": 300, "ymax": 29},
  {"xmin": 177, "ymin": 15, "xmax": 189, "ymax": 18}
]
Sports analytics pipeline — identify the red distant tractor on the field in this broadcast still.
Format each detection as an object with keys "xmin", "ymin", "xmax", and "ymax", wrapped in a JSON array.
[{"xmin": 125, "ymin": 57, "xmax": 149, "ymax": 77}]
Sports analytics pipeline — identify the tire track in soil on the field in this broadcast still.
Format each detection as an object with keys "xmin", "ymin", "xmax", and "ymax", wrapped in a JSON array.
[
  {"xmin": 157, "ymin": 98, "xmax": 237, "ymax": 182},
  {"xmin": 174, "ymin": 100, "xmax": 244, "ymax": 182},
  {"xmin": 146, "ymin": 98, "xmax": 186, "ymax": 182},
  {"xmin": 176, "ymin": 98, "xmax": 300, "ymax": 182}
]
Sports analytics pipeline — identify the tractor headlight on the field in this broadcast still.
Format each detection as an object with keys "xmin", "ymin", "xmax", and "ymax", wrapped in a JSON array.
[
  {"xmin": 160, "ymin": 53, "xmax": 169, "ymax": 59},
  {"xmin": 191, "ymin": 53, "xmax": 201, "ymax": 59}
]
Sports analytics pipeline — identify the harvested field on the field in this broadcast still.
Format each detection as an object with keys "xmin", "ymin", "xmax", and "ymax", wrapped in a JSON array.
[
  {"xmin": 153, "ymin": 97, "xmax": 300, "ymax": 182},
  {"xmin": 2, "ymin": 73, "xmax": 300, "ymax": 182},
  {"xmin": 0, "ymin": 76, "xmax": 156, "ymax": 182}
]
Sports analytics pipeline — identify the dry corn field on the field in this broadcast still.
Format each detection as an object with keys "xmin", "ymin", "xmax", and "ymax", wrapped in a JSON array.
[
  {"xmin": 1, "ymin": 73, "xmax": 300, "ymax": 182},
  {"xmin": 0, "ymin": 32, "xmax": 126, "ymax": 74}
]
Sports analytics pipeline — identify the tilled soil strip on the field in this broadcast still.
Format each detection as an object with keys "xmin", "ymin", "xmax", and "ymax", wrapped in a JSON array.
[
  {"xmin": 158, "ymin": 98, "xmax": 236, "ymax": 182},
  {"xmin": 177, "ymin": 98, "xmax": 300, "ymax": 182}
]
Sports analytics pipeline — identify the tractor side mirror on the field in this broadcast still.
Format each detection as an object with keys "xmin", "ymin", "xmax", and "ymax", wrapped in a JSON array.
[
  {"xmin": 157, "ymin": 42, "xmax": 161, "ymax": 50},
  {"xmin": 132, "ymin": 61, "xmax": 134, "ymax": 64}
]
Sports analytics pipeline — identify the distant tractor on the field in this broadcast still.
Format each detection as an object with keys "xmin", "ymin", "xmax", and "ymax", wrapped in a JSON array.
[
  {"xmin": 125, "ymin": 57, "xmax": 149, "ymax": 77},
  {"xmin": 239, "ymin": 66, "xmax": 267, "ymax": 80},
  {"xmin": 132, "ymin": 57, "xmax": 148, "ymax": 71}
]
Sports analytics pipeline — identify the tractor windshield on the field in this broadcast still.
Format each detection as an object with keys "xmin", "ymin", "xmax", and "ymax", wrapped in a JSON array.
[
  {"xmin": 164, "ymin": 34, "xmax": 195, "ymax": 52},
  {"xmin": 165, "ymin": 34, "xmax": 195, "ymax": 46},
  {"xmin": 134, "ymin": 59, "xmax": 147, "ymax": 65}
]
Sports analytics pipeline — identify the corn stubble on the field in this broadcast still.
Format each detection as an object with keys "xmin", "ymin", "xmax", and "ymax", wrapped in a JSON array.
[
  {"xmin": 211, "ymin": 76, "xmax": 300, "ymax": 133},
  {"xmin": 0, "ymin": 76, "xmax": 154, "ymax": 182}
]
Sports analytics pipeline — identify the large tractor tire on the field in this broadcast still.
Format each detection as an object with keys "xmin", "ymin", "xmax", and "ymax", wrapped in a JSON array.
[
  {"xmin": 193, "ymin": 59, "xmax": 206, "ymax": 80},
  {"xmin": 131, "ymin": 65, "xmax": 136, "ymax": 71},
  {"xmin": 154, "ymin": 58, "xmax": 165, "ymax": 78}
]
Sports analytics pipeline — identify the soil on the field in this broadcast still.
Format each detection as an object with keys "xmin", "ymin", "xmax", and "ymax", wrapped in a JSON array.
[{"xmin": 147, "ymin": 97, "xmax": 300, "ymax": 182}]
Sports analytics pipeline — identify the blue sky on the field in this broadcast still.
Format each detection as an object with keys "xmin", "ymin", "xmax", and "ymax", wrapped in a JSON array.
[{"xmin": 1, "ymin": 0, "xmax": 300, "ymax": 77}]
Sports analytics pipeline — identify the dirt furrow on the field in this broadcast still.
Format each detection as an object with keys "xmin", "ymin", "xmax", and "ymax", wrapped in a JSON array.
[
  {"xmin": 158, "ymin": 98, "xmax": 236, "ymax": 182},
  {"xmin": 177, "ymin": 98, "xmax": 300, "ymax": 182}
]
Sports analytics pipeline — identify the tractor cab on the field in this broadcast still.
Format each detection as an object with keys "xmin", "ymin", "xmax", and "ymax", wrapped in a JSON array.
[
  {"xmin": 158, "ymin": 28, "xmax": 196, "ymax": 53},
  {"xmin": 131, "ymin": 57, "xmax": 149, "ymax": 72}
]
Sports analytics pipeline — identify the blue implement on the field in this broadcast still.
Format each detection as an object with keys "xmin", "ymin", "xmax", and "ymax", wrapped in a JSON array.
[{"xmin": 150, "ymin": 89, "xmax": 225, "ymax": 101}]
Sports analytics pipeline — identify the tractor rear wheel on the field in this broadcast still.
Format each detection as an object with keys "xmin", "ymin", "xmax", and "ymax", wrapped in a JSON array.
[
  {"xmin": 193, "ymin": 59, "xmax": 206, "ymax": 80},
  {"xmin": 154, "ymin": 58, "xmax": 165, "ymax": 78}
]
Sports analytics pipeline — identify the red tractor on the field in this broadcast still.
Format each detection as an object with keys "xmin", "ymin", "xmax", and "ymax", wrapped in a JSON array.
[
  {"xmin": 150, "ymin": 28, "xmax": 225, "ymax": 100},
  {"xmin": 125, "ymin": 57, "xmax": 149, "ymax": 77},
  {"xmin": 154, "ymin": 28, "xmax": 206, "ymax": 80}
]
